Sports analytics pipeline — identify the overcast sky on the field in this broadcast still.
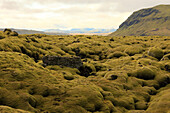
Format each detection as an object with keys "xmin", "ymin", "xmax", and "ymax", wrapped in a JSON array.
[{"xmin": 0, "ymin": 0, "xmax": 170, "ymax": 30}]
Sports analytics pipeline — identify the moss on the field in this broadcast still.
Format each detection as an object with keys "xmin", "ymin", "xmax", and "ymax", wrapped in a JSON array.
[
  {"xmin": 132, "ymin": 90, "xmax": 151, "ymax": 102},
  {"xmin": 47, "ymin": 65, "xmax": 62, "ymax": 70},
  {"xmin": 124, "ymin": 45, "xmax": 144, "ymax": 56},
  {"xmin": 161, "ymin": 53, "xmax": 170, "ymax": 61},
  {"xmin": 137, "ymin": 58, "xmax": 164, "ymax": 70},
  {"xmin": 0, "ymin": 34, "xmax": 169, "ymax": 112},
  {"xmin": 102, "ymin": 100, "xmax": 117, "ymax": 112},
  {"xmin": 29, "ymin": 85, "xmax": 50, "ymax": 97},
  {"xmin": 101, "ymin": 91, "xmax": 113, "ymax": 97},
  {"xmin": 143, "ymin": 80, "xmax": 160, "ymax": 89},
  {"xmin": 0, "ymin": 33, "xmax": 6, "ymax": 39},
  {"xmin": 155, "ymin": 73, "xmax": 170, "ymax": 87},
  {"xmin": 142, "ymin": 86, "xmax": 157, "ymax": 95},
  {"xmin": 64, "ymin": 75, "xmax": 74, "ymax": 80},
  {"xmin": 148, "ymin": 47, "xmax": 164, "ymax": 60},
  {"xmin": 104, "ymin": 71, "xmax": 127, "ymax": 82},
  {"xmin": 107, "ymin": 51, "xmax": 127, "ymax": 58},
  {"xmin": 106, "ymin": 74, "xmax": 118, "ymax": 80},
  {"xmin": 10, "ymin": 31, "xmax": 19, "ymax": 36},
  {"xmin": 135, "ymin": 101, "xmax": 148, "ymax": 110},
  {"xmin": 63, "ymin": 106, "xmax": 87, "ymax": 113},
  {"xmin": 147, "ymin": 89, "xmax": 170, "ymax": 113},
  {"xmin": 79, "ymin": 62, "xmax": 96, "ymax": 77},
  {"xmin": 30, "ymin": 37, "xmax": 38, "ymax": 43},
  {"xmin": 0, "ymin": 88, "xmax": 37, "ymax": 112},
  {"xmin": 0, "ymin": 87, "xmax": 19, "ymax": 108},
  {"xmin": 127, "ymin": 110, "xmax": 146, "ymax": 113},
  {"xmin": 94, "ymin": 63, "xmax": 107, "ymax": 71},
  {"xmin": 0, "ymin": 106, "xmax": 31, "ymax": 113},
  {"xmin": 96, "ymin": 71, "xmax": 107, "ymax": 77},
  {"xmin": 128, "ymin": 67, "xmax": 156, "ymax": 80},
  {"xmin": 61, "ymin": 85, "xmax": 106, "ymax": 112},
  {"xmin": 110, "ymin": 96, "xmax": 135, "ymax": 110}
]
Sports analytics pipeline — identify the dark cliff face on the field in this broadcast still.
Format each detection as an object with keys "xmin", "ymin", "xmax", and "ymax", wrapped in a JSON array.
[
  {"xmin": 109, "ymin": 5, "xmax": 170, "ymax": 36},
  {"xmin": 119, "ymin": 8, "xmax": 159, "ymax": 29}
]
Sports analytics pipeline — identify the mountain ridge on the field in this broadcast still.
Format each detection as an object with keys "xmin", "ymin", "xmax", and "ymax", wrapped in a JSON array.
[
  {"xmin": 0, "ymin": 28, "xmax": 116, "ymax": 35},
  {"xmin": 44, "ymin": 28, "xmax": 116, "ymax": 33},
  {"xmin": 0, "ymin": 28, "xmax": 68, "ymax": 35},
  {"xmin": 109, "ymin": 5, "xmax": 170, "ymax": 36}
]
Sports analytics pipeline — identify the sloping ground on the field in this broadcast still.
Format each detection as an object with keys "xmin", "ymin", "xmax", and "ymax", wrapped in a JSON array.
[
  {"xmin": 0, "ymin": 30, "xmax": 170, "ymax": 112},
  {"xmin": 109, "ymin": 5, "xmax": 170, "ymax": 36}
]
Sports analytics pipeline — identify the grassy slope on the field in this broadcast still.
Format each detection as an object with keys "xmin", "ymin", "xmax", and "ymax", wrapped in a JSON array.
[
  {"xmin": 110, "ymin": 5, "xmax": 170, "ymax": 36},
  {"xmin": 0, "ymin": 31, "xmax": 170, "ymax": 112}
]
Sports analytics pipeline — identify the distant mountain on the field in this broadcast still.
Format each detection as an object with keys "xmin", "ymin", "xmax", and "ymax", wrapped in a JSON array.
[
  {"xmin": 109, "ymin": 5, "xmax": 170, "ymax": 36},
  {"xmin": 45, "ymin": 28, "xmax": 116, "ymax": 33},
  {"xmin": 0, "ymin": 28, "xmax": 68, "ymax": 35},
  {"xmin": 0, "ymin": 28, "xmax": 115, "ymax": 35}
]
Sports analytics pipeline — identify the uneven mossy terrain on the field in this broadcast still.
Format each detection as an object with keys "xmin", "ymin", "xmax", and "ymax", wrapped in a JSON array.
[{"xmin": 0, "ymin": 30, "xmax": 170, "ymax": 113}]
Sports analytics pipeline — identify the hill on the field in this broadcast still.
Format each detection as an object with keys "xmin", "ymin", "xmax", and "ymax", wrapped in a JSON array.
[
  {"xmin": 0, "ymin": 28, "xmax": 68, "ymax": 35},
  {"xmin": 0, "ymin": 29, "xmax": 170, "ymax": 112},
  {"xmin": 109, "ymin": 5, "xmax": 170, "ymax": 36}
]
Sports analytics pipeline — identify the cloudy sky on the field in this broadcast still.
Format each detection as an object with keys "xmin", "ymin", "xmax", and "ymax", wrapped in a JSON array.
[{"xmin": 0, "ymin": 0, "xmax": 170, "ymax": 30}]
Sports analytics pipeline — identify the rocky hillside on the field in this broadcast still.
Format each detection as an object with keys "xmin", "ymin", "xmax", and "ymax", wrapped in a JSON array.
[
  {"xmin": 109, "ymin": 5, "xmax": 170, "ymax": 36},
  {"xmin": 0, "ymin": 29, "xmax": 170, "ymax": 113}
]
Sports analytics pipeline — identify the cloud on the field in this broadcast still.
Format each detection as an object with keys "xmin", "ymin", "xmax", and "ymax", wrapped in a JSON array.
[
  {"xmin": 54, "ymin": 24, "xmax": 68, "ymax": 29},
  {"xmin": 114, "ymin": 0, "xmax": 170, "ymax": 12},
  {"xmin": 0, "ymin": 0, "xmax": 20, "ymax": 10},
  {"xmin": 0, "ymin": 0, "xmax": 169, "ymax": 29}
]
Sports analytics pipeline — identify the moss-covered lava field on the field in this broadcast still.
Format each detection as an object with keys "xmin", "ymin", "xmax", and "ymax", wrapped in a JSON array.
[{"xmin": 0, "ymin": 30, "xmax": 170, "ymax": 113}]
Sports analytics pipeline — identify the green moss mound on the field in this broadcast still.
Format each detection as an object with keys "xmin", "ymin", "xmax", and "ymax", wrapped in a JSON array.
[
  {"xmin": 124, "ymin": 45, "xmax": 144, "ymax": 56},
  {"xmin": 0, "ymin": 51, "xmax": 50, "ymax": 81},
  {"xmin": 64, "ymin": 74, "xmax": 75, "ymax": 80},
  {"xmin": 148, "ymin": 47, "xmax": 164, "ymax": 60},
  {"xmin": 107, "ymin": 51, "xmax": 127, "ymax": 58},
  {"xmin": 161, "ymin": 53, "xmax": 170, "ymax": 61},
  {"xmin": 135, "ymin": 101, "xmax": 148, "ymax": 110},
  {"xmin": 128, "ymin": 67, "xmax": 156, "ymax": 80},
  {"xmin": 0, "ymin": 106, "xmax": 30, "ymax": 113},
  {"xmin": 0, "ymin": 33, "xmax": 6, "ymax": 39},
  {"xmin": 147, "ymin": 89, "xmax": 170, "ymax": 113},
  {"xmin": 79, "ymin": 62, "xmax": 96, "ymax": 77}
]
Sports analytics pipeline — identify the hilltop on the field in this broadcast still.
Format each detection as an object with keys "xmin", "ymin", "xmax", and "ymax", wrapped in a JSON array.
[{"xmin": 109, "ymin": 5, "xmax": 170, "ymax": 36}]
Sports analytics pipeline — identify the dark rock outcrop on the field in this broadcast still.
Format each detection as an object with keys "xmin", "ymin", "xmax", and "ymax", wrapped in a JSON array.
[
  {"xmin": 79, "ymin": 66, "xmax": 93, "ymax": 77},
  {"xmin": 4, "ymin": 29, "xmax": 12, "ymax": 35},
  {"xmin": 3, "ymin": 29, "xmax": 18, "ymax": 36},
  {"xmin": 42, "ymin": 56, "xmax": 83, "ymax": 69}
]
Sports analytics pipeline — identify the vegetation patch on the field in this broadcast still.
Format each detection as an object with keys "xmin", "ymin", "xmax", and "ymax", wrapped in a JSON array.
[
  {"xmin": 128, "ymin": 67, "xmax": 156, "ymax": 80},
  {"xmin": 0, "ymin": 30, "xmax": 169, "ymax": 112},
  {"xmin": 148, "ymin": 47, "xmax": 164, "ymax": 60}
]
